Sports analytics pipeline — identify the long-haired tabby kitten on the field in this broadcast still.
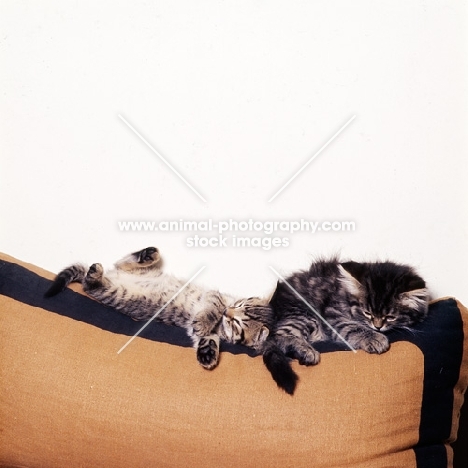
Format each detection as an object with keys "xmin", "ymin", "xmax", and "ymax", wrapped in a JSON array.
[
  {"xmin": 263, "ymin": 258, "xmax": 429, "ymax": 395},
  {"xmin": 45, "ymin": 247, "xmax": 273, "ymax": 370}
]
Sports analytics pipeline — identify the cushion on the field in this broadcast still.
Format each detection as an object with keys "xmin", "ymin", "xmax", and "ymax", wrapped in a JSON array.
[{"xmin": 0, "ymin": 252, "xmax": 466, "ymax": 468}]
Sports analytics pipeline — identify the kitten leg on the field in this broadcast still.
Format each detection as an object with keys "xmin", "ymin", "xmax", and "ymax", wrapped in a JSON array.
[
  {"xmin": 191, "ymin": 306, "xmax": 224, "ymax": 370},
  {"xmin": 190, "ymin": 292, "xmax": 226, "ymax": 370},
  {"xmin": 114, "ymin": 247, "xmax": 161, "ymax": 271},
  {"xmin": 275, "ymin": 332, "xmax": 321, "ymax": 366},
  {"xmin": 192, "ymin": 308, "xmax": 223, "ymax": 337},
  {"xmin": 83, "ymin": 263, "xmax": 110, "ymax": 292},
  {"xmin": 82, "ymin": 263, "xmax": 125, "ymax": 308}
]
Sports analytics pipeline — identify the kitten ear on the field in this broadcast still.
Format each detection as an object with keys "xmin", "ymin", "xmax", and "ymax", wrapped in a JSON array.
[
  {"xmin": 338, "ymin": 262, "xmax": 365, "ymax": 297},
  {"xmin": 265, "ymin": 286, "xmax": 277, "ymax": 302},
  {"xmin": 399, "ymin": 273, "xmax": 428, "ymax": 309},
  {"xmin": 399, "ymin": 288, "xmax": 428, "ymax": 310},
  {"xmin": 404, "ymin": 275, "xmax": 426, "ymax": 292},
  {"xmin": 268, "ymin": 281, "xmax": 281, "ymax": 304},
  {"xmin": 258, "ymin": 326, "xmax": 270, "ymax": 341},
  {"xmin": 340, "ymin": 261, "xmax": 366, "ymax": 282}
]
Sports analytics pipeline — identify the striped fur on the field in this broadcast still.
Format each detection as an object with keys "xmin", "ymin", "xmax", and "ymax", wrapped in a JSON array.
[
  {"xmin": 264, "ymin": 258, "xmax": 429, "ymax": 395},
  {"xmin": 45, "ymin": 247, "xmax": 273, "ymax": 370}
]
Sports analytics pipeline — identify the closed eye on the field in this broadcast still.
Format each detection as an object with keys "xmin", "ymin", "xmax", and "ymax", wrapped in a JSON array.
[
  {"xmin": 362, "ymin": 310, "xmax": 372, "ymax": 319},
  {"xmin": 231, "ymin": 320, "xmax": 244, "ymax": 342},
  {"xmin": 230, "ymin": 318, "xmax": 240, "ymax": 331},
  {"xmin": 385, "ymin": 315, "xmax": 397, "ymax": 322}
]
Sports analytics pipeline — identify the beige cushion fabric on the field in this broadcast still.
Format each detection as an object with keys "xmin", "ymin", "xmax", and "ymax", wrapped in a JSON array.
[{"xmin": 0, "ymin": 253, "xmax": 466, "ymax": 467}]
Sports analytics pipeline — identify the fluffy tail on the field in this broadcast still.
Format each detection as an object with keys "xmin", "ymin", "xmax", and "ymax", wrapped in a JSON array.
[
  {"xmin": 44, "ymin": 264, "xmax": 87, "ymax": 298},
  {"xmin": 263, "ymin": 342, "xmax": 298, "ymax": 395}
]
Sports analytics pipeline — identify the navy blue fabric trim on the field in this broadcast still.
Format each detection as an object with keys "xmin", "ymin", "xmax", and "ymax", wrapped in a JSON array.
[
  {"xmin": 411, "ymin": 298, "xmax": 463, "ymax": 468},
  {"xmin": 387, "ymin": 298, "xmax": 463, "ymax": 468},
  {"xmin": 413, "ymin": 445, "xmax": 448, "ymax": 468}
]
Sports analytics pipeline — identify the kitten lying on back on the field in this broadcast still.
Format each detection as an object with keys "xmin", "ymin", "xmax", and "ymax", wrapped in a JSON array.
[
  {"xmin": 45, "ymin": 247, "xmax": 273, "ymax": 370},
  {"xmin": 264, "ymin": 258, "xmax": 429, "ymax": 394}
]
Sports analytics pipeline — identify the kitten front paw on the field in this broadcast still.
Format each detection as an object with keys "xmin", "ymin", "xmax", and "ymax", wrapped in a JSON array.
[
  {"xmin": 197, "ymin": 337, "xmax": 219, "ymax": 370},
  {"xmin": 359, "ymin": 332, "xmax": 390, "ymax": 354},
  {"xmin": 298, "ymin": 347, "xmax": 321, "ymax": 366}
]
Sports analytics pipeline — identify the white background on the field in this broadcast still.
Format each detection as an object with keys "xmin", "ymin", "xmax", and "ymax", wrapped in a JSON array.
[{"xmin": 1, "ymin": 1, "xmax": 467, "ymax": 304}]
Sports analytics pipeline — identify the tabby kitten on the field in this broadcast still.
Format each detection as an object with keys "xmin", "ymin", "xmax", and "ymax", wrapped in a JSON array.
[
  {"xmin": 45, "ymin": 247, "xmax": 272, "ymax": 370},
  {"xmin": 263, "ymin": 258, "xmax": 429, "ymax": 394}
]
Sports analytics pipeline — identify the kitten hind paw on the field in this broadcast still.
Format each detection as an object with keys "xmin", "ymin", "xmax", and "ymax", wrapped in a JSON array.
[
  {"xmin": 86, "ymin": 263, "xmax": 104, "ymax": 281},
  {"xmin": 196, "ymin": 338, "xmax": 219, "ymax": 370},
  {"xmin": 136, "ymin": 247, "xmax": 160, "ymax": 264}
]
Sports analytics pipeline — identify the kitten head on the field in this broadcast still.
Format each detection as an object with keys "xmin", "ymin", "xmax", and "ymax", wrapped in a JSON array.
[
  {"xmin": 220, "ymin": 297, "xmax": 273, "ymax": 350},
  {"xmin": 339, "ymin": 261, "xmax": 429, "ymax": 332}
]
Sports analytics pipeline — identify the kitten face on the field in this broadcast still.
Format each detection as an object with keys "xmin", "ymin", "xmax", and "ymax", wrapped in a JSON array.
[
  {"xmin": 339, "ymin": 262, "xmax": 429, "ymax": 332},
  {"xmin": 221, "ymin": 297, "xmax": 271, "ymax": 349},
  {"xmin": 357, "ymin": 294, "xmax": 426, "ymax": 332}
]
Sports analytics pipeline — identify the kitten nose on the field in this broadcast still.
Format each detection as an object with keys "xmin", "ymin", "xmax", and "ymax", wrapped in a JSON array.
[
  {"xmin": 224, "ymin": 308, "xmax": 235, "ymax": 319},
  {"xmin": 372, "ymin": 317, "xmax": 384, "ymax": 330}
]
